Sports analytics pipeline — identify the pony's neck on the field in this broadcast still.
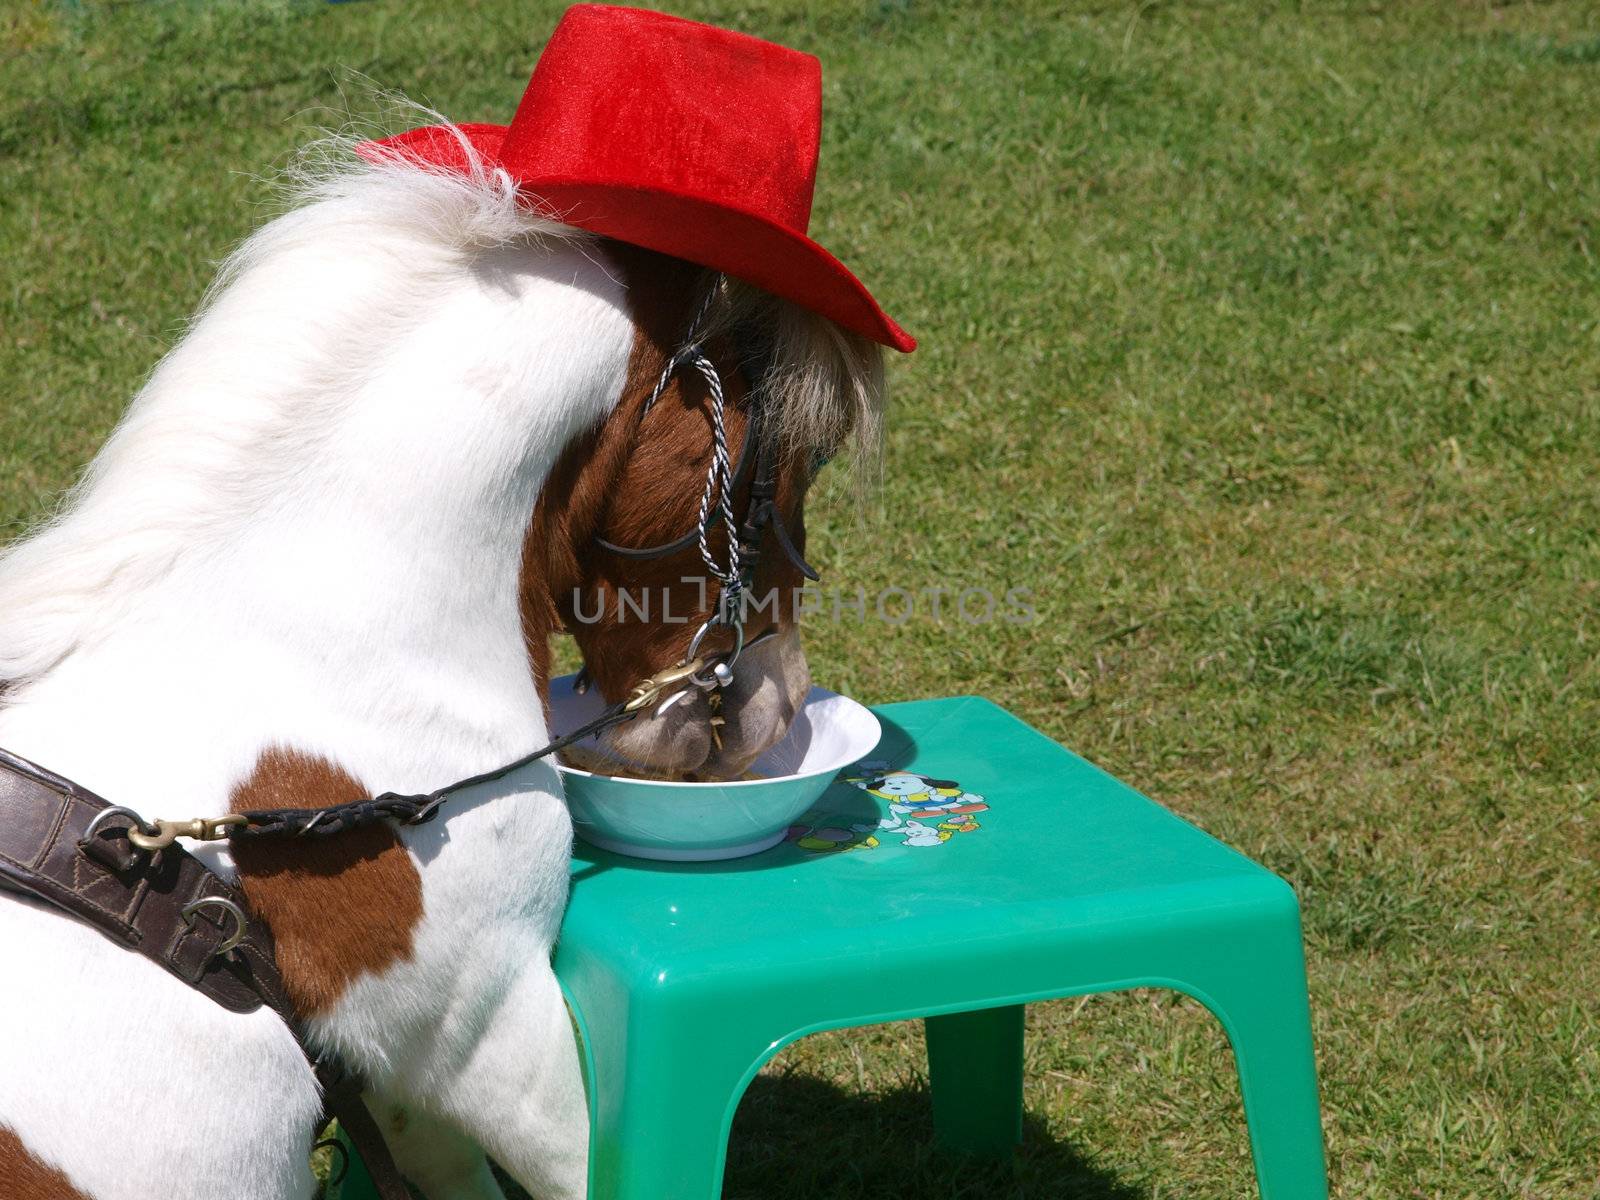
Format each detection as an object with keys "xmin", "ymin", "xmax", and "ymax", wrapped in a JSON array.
[{"xmin": 0, "ymin": 234, "xmax": 638, "ymax": 804}]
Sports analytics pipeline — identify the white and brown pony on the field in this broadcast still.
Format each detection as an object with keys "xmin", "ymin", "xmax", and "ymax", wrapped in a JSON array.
[{"xmin": 0, "ymin": 130, "xmax": 882, "ymax": 1199}]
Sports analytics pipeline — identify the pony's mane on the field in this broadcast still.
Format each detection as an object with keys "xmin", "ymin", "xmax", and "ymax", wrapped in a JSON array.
[
  {"xmin": 0, "ymin": 121, "xmax": 564, "ymax": 686},
  {"xmin": 0, "ymin": 112, "xmax": 885, "ymax": 688}
]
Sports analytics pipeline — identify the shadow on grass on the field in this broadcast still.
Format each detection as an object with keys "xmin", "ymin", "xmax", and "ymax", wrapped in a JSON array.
[
  {"xmin": 487, "ymin": 1066, "xmax": 1144, "ymax": 1200},
  {"xmin": 721, "ymin": 1068, "xmax": 1145, "ymax": 1200}
]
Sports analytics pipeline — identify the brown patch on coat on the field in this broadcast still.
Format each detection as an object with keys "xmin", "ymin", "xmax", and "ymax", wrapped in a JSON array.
[
  {"xmin": 0, "ymin": 1127, "xmax": 94, "ymax": 1200},
  {"xmin": 231, "ymin": 748, "xmax": 424, "ymax": 1020},
  {"xmin": 519, "ymin": 240, "xmax": 811, "ymax": 703}
]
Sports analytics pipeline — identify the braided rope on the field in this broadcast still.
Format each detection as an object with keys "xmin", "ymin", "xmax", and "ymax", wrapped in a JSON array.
[
  {"xmin": 641, "ymin": 283, "xmax": 719, "ymax": 415},
  {"xmin": 638, "ymin": 279, "xmax": 745, "ymax": 624},
  {"xmin": 689, "ymin": 349, "xmax": 742, "ymax": 608},
  {"xmin": 231, "ymin": 700, "xmax": 642, "ymax": 839}
]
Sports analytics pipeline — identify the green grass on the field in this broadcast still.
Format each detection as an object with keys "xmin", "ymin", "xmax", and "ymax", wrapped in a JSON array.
[{"xmin": 4, "ymin": 1, "xmax": 1599, "ymax": 1196}]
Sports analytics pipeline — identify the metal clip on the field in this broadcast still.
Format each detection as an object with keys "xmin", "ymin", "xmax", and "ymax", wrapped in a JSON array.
[
  {"xmin": 127, "ymin": 814, "xmax": 250, "ymax": 852},
  {"xmin": 623, "ymin": 658, "xmax": 709, "ymax": 714}
]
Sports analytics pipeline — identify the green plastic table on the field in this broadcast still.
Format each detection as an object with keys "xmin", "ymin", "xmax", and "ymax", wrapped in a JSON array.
[{"xmin": 342, "ymin": 696, "xmax": 1328, "ymax": 1199}]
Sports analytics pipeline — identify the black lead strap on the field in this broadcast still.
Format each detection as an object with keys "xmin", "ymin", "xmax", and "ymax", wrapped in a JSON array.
[
  {"xmin": 230, "ymin": 700, "xmax": 642, "ymax": 841},
  {"xmin": 228, "ymin": 629, "xmax": 773, "ymax": 841},
  {"xmin": 228, "ymin": 627, "xmax": 783, "ymax": 841}
]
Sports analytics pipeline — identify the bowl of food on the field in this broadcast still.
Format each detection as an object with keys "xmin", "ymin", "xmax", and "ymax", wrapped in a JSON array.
[{"xmin": 549, "ymin": 673, "xmax": 882, "ymax": 861}]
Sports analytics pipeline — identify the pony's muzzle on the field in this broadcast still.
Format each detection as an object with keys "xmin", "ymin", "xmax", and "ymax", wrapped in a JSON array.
[{"xmin": 590, "ymin": 627, "xmax": 811, "ymax": 780}]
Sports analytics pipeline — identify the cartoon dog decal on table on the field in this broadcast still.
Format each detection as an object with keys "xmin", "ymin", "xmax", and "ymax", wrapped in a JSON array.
[{"xmin": 789, "ymin": 761, "xmax": 989, "ymax": 853}]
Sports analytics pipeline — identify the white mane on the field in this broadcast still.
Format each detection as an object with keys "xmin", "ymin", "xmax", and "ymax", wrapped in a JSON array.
[
  {"xmin": 0, "ymin": 116, "xmax": 885, "ymax": 690},
  {"xmin": 0, "ymin": 127, "xmax": 572, "ymax": 686}
]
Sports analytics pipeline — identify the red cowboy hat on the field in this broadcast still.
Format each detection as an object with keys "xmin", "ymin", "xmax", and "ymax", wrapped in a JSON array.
[{"xmin": 368, "ymin": 4, "xmax": 915, "ymax": 353}]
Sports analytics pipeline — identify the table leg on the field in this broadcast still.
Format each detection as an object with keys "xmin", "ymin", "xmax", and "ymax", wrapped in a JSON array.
[{"xmin": 924, "ymin": 1004, "xmax": 1025, "ymax": 1159}]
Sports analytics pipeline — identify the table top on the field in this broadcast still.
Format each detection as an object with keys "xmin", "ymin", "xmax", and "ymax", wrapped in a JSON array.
[{"xmin": 561, "ymin": 696, "xmax": 1278, "ymax": 978}]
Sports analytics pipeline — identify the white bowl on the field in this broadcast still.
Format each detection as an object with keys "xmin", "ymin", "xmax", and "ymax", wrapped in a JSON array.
[{"xmin": 549, "ymin": 674, "xmax": 881, "ymax": 861}]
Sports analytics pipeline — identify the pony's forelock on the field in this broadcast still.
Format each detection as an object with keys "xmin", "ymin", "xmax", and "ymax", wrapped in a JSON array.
[{"xmin": 711, "ymin": 279, "xmax": 886, "ymax": 479}]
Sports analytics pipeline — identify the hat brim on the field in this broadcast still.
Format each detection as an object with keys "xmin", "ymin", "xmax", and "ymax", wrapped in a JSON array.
[{"xmin": 370, "ymin": 123, "xmax": 915, "ymax": 353}]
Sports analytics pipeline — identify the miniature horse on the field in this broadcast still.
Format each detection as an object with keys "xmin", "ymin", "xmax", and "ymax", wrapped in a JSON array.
[{"xmin": 0, "ymin": 133, "xmax": 882, "ymax": 1199}]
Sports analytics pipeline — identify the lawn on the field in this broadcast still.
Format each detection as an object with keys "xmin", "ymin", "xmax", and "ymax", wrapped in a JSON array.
[{"xmin": 3, "ymin": 1, "xmax": 1598, "ymax": 1197}]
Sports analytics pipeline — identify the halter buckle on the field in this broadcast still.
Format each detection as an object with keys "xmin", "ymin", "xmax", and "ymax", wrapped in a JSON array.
[{"xmin": 180, "ymin": 896, "xmax": 248, "ymax": 958}]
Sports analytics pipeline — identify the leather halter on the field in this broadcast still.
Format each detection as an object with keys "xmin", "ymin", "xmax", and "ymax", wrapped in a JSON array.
[
  {"xmin": 594, "ymin": 363, "xmax": 820, "ymax": 584},
  {"xmin": 563, "ymin": 305, "xmax": 821, "ymax": 759}
]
